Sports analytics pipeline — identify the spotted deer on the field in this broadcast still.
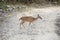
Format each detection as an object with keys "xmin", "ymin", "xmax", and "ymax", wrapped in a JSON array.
[{"xmin": 19, "ymin": 14, "xmax": 42, "ymax": 28}]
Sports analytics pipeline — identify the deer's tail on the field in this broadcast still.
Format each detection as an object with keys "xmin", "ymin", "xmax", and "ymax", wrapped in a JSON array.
[{"xmin": 19, "ymin": 18, "xmax": 22, "ymax": 20}]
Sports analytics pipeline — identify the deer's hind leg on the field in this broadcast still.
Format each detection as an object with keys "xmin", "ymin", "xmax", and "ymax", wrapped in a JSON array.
[{"xmin": 20, "ymin": 21, "xmax": 25, "ymax": 29}]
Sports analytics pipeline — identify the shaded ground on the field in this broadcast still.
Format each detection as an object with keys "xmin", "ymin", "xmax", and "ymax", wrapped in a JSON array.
[{"xmin": 0, "ymin": 6, "xmax": 60, "ymax": 40}]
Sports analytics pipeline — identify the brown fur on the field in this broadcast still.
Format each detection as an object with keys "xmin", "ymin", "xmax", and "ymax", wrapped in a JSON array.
[{"xmin": 19, "ymin": 14, "xmax": 42, "ymax": 27}]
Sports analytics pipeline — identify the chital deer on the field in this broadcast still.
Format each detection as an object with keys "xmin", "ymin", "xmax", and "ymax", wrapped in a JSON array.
[{"xmin": 19, "ymin": 14, "xmax": 42, "ymax": 28}]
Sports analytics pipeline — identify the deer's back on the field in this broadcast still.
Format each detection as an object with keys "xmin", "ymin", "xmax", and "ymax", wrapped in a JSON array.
[{"xmin": 20, "ymin": 17, "xmax": 36, "ymax": 22}]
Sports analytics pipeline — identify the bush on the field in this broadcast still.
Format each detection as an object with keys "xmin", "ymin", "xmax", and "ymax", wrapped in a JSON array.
[{"xmin": 0, "ymin": 2, "xmax": 8, "ymax": 11}]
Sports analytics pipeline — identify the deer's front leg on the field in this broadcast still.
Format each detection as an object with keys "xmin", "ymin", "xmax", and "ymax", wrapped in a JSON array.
[{"xmin": 29, "ymin": 22, "xmax": 31, "ymax": 26}]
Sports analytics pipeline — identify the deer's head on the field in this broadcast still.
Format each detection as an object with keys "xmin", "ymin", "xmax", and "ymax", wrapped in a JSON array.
[{"xmin": 37, "ymin": 14, "xmax": 42, "ymax": 19}]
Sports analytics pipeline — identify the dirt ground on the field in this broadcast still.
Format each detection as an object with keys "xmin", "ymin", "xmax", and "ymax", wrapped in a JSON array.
[{"xmin": 0, "ymin": 6, "xmax": 60, "ymax": 40}]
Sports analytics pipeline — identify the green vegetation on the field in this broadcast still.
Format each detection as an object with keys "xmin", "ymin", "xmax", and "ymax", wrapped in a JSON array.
[
  {"xmin": 58, "ymin": 0, "xmax": 60, "ymax": 3},
  {"xmin": 0, "ymin": 1, "xmax": 8, "ymax": 11},
  {"xmin": 0, "ymin": 0, "xmax": 60, "ymax": 11},
  {"xmin": 0, "ymin": 0, "xmax": 60, "ymax": 5}
]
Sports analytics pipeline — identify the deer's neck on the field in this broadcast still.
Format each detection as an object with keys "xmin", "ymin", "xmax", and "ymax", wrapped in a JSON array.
[{"xmin": 35, "ymin": 17, "xmax": 39, "ymax": 20}]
